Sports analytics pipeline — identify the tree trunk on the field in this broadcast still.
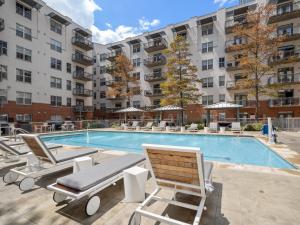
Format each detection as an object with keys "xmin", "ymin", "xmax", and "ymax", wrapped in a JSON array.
[{"xmin": 255, "ymin": 72, "xmax": 259, "ymax": 121}]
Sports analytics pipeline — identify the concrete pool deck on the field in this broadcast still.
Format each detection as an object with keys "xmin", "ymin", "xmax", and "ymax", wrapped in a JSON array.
[{"xmin": 0, "ymin": 150, "xmax": 300, "ymax": 225}]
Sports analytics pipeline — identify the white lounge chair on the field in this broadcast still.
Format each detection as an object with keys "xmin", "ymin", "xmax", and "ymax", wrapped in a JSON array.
[
  {"xmin": 140, "ymin": 122, "xmax": 153, "ymax": 131},
  {"xmin": 3, "ymin": 134, "xmax": 98, "ymax": 192},
  {"xmin": 231, "ymin": 122, "xmax": 242, "ymax": 133},
  {"xmin": 130, "ymin": 144, "xmax": 214, "ymax": 225},
  {"xmin": 152, "ymin": 121, "xmax": 167, "ymax": 131},
  {"xmin": 127, "ymin": 121, "xmax": 140, "ymax": 130},
  {"xmin": 209, "ymin": 122, "xmax": 218, "ymax": 133},
  {"xmin": 187, "ymin": 123, "xmax": 198, "ymax": 132},
  {"xmin": 47, "ymin": 154, "xmax": 145, "ymax": 216}
]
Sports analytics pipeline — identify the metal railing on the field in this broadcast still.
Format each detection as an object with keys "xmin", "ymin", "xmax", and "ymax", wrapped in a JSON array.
[
  {"xmin": 72, "ymin": 70, "xmax": 93, "ymax": 81},
  {"xmin": 144, "ymin": 38, "xmax": 168, "ymax": 52},
  {"xmin": 271, "ymin": 1, "xmax": 300, "ymax": 17},
  {"xmin": 273, "ymin": 117, "xmax": 300, "ymax": 131},
  {"xmin": 144, "ymin": 89, "xmax": 163, "ymax": 97},
  {"xmin": 269, "ymin": 49, "xmax": 300, "ymax": 64},
  {"xmin": 72, "ymin": 53, "xmax": 94, "ymax": 65},
  {"xmin": 72, "ymin": 88, "xmax": 93, "ymax": 96},
  {"xmin": 225, "ymin": 14, "xmax": 249, "ymax": 28},
  {"xmin": 268, "ymin": 73, "xmax": 300, "ymax": 84},
  {"xmin": 269, "ymin": 97, "xmax": 300, "ymax": 107},
  {"xmin": 72, "ymin": 105, "xmax": 94, "ymax": 112},
  {"xmin": 144, "ymin": 73, "xmax": 165, "ymax": 82},
  {"xmin": 71, "ymin": 36, "xmax": 93, "ymax": 50},
  {"xmin": 106, "ymin": 50, "xmax": 123, "ymax": 61},
  {"xmin": 144, "ymin": 55, "xmax": 166, "ymax": 67}
]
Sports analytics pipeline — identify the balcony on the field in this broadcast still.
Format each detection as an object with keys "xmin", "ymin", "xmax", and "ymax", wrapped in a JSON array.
[
  {"xmin": 72, "ymin": 53, "xmax": 94, "ymax": 66},
  {"xmin": 225, "ymin": 14, "xmax": 254, "ymax": 34},
  {"xmin": 0, "ymin": 19, "xmax": 4, "ymax": 31},
  {"xmin": 73, "ymin": 105, "xmax": 94, "ymax": 113},
  {"xmin": 106, "ymin": 50, "xmax": 123, "ymax": 62},
  {"xmin": 268, "ymin": 1, "xmax": 300, "ymax": 24},
  {"xmin": 226, "ymin": 61, "xmax": 242, "ymax": 71},
  {"xmin": 277, "ymin": 30, "xmax": 300, "ymax": 42},
  {"xmin": 144, "ymin": 55, "xmax": 166, "ymax": 67},
  {"xmin": 72, "ymin": 88, "xmax": 93, "ymax": 97},
  {"xmin": 268, "ymin": 73, "xmax": 300, "ymax": 85},
  {"xmin": 269, "ymin": 49, "xmax": 300, "ymax": 65},
  {"xmin": 144, "ymin": 73, "xmax": 165, "ymax": 82},
  {"xmin": 225, "ymin": 39, "xmax": 248, "ymax": 53},
  {"xmin": 144, "ymin": 89, "xmax": 163, "ymax": 97},
  {"xmin": 72, "ymin": 70, "xmax": 93, "ymax": 81},
  {"xmin": 269, "ymin": 97, "xmax": 300, "ymax": 107},
  {"xmin": 72, "ymin": 36, "xmax": 93, "ymax": 51},
  {"xmin": 226, "ymin": 80, "xmax": 246, "ymax": 90},
  {"xmin": 144, "ymin": 38, "xmax": 168, "ymax": 53}
]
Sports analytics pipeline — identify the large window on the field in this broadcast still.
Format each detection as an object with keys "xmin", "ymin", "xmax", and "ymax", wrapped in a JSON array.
[
  {"xmin": 51, "ymin": 57, "xmax": 62, "ymax": 70},
  {"xmin": 219, "ymin": 94, "xmax": 225, "ymax": 102},
  {"xmin": 16, "ymin": 114, "xmax": 32, "ymax": 122},
  {"xmin": 202, "ymin": 95, "xmax": 213, "ymax": 106},
  {"xmin": 66, "ymin": 80, "xmax": 71, "ymax": 90},
  {"xmin": 66, "ymin": 63, "xmax": 71, "ymax": 73},
  {"xmin": 100, "ymin": 53, "xmax": 107, "ymax": 62},
  {"xmin": 16, "ymin": 46, "xmax": 32, "ymax": 62},
  {"xmin": 202, "ymin": 59, "xmax": 213, "ymax": 70},
  {"xmin": 16, "ymin": 24, "xmax": 32, "ymax": 40},
  {"xmin": 132, "ymin": 43, "xmax": 141, "ymax": 53},
  {"xmin": 66, "ymin": 98, "xmax": 72, "ymax": 107},
  {"xmin": 50, "ymin": 39, "xmax": 62, "ymax": 53},
  {"xmin": 133, "ymin": 58, "xmax": 141, "ymax": 67},
  {"xmin": 16, "ymin": 2, "xmax": 31, "ymax": 20},
  {"xmin": 50, "ymin": 19, "xmax": 62, "ymax": 34},
  {"xmin": 0, "ymin": 41, "xmax": 7, "ymax": 55},
  {"xmin": 16, "ymin": 69, "xmax": 31, "ymax": 83},
  {"xmin": 100, "ymin": 78, "xmax": 106, "ymax": 86},
  {"xmin": 202, "ymin": 41, "xmax": 213, "ymax": 53},
  {"xmin": 132, "ymin": 72, "xmax": 140, "ymax": 80},
  {"xmin": 219, "ymin": 57, "xmax": 225, "ymax": 68},
  {"xmin": 50, "ymin": 76, "xmax": 62, "ymax": 89},
  {"xmin": 202, "ymin": 23, "xmax": 213, "ymax": 36},
  {"xmin": 219, "ymin": 76, "xmax": 225, "ymax": 86},
  {"xmin": 202, "ymin": 77, "xmax": 214, "ymax": 88},
  {"xmin": 0, "ymin": 65, "xmax": 7, "ymax": 80},
  {"xmin": 50, "ymin": 96, "xmax": 62, "ymax": 107},
  {"xmin": 16, "ymin": 91, "xmax": 32, "ymax": 105}
]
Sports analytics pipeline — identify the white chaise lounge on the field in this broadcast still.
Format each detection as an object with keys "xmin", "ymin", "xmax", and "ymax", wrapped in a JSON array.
[
  {"xmin": 127, "ymin": 121, "xmax": 140, "ymax": 130},
  {"xmin": 231, "ymin": 122, "xmax": 242, "ymax": 133},
  {"xmin": 152, "ymin": 121, "xmax": 167, "ymax": 131},
  {"xmin": 47, "ymin": 154, "xmax": 145, "ymax": 216},
  {"xmin": 129, "ymin": 144, "xmax": 214, "ymax": 225},
  {"xmin": 209, "ymin": 122, "xmax": 218, "ymax": 133},
  {"xmin": 187, "ymin": 123, "xmax": 198, "ymax": 132},
  {"xmin": 3, "ymin": 134, "xmax": 98, "ymax": 192},
  {"xmin": 140, "ymin": 122, "xmax": 153, "ymax": 131}
]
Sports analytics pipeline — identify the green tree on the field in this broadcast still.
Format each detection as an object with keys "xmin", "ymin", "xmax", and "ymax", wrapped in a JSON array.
[{"xmin": 160, "ymin": 35, "xmax": 200, "ymax": 125}]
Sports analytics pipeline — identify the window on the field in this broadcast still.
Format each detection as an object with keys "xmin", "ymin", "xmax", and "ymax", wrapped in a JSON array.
[
  {"xmin": 100, "ymin": 91, "xmax": 106, "ymax": 98},
  {"xmin": 202, "ymin": 59, "xmax": 213, "ymax": 70},
  {"xmin": 100, "ymin": 78, "xmax": 106, "ymax": 86},
  {"xmin": 277, "ymin": 24, "xmax": 293, "ymax": 36},
  {"xmin": 0, "ymin": 41, "xmax": 7, "ymax": 55},
  {"xmin": 0, "ymin": 65, "xmax": 7, "ymax": 80},
  {"xmin": 16, "ymin": 69, "xmax": 31, "ymax": 83},
  {"xmin": 50, "ymin": 96, "xmax": 62, "ymax": 106},
  {"xmin": 219, "ymin": 76, "xmax": 225, "ymax": 86},
  {"xmin": 16, "ymin": 2, "xmax": 31, "ymax": 20},
  {"xmin": 66, "ymin": 98, "xmax": 72, "ymax": 107},
  {"xmin": 132, "ymin": 43, "xmax": 141, "ymax": 53},
  {"xmin": 16, "ymin": 24, "xmax": 32, "ymax": 40},
  {"xmin": 202, "ymin": 77, "xmax": 214, "ymax": 88},
  {"xmin": 133, "ymin": 101, "xmax": 140, "ymax": 108},
  {"xmin": 93, "ymin": 80, "xmax": 96, "ymax": 88},
  {"xmin": 66, "ymin": 80, "xmax": 71, "ymax": 90},
  {"xmin": 219, "ymin": 94, "xmax": 225, "ymax": 102},
  {"xmin": 50, "ymin": 39, "xmax": 62, "ymax": 53},
  {"xmin": 132, "ymin": 72, "xmax": 140, "ymax": 80},
  {"xmin": 202, "ymin": 23, "xmax": 213, "ymax": 36},
  {"xmin": 133, "ymin": 58, "xmax": 141, "ymax": 67},
  {"xmin": 16, "ymin": 46, "xmax": 31, "ymax": 62},
  {"xmin": 100, "ymin": 66, "xmax": 106, "ymax": 74},
  {"xmin": 50, "ymin": 19, "xmax": 62, "ymax": 34},
  {"xmin": 115, "ymin": 103, "xmax": 122, "ymax": 108},
  {"xmin": 0, "ymin": 89, "xmax": 7, "ymax": 105},
  {"xmin": 219, "ymin": 57, "xmax": 225, "ymax": 68},
  {"xmin": 100, "ymin": 103, "xmax": 106, "ymax": 110},
  {"xmin": 100, "ymin": 53, "xmax": 107, "ymax": 62},
  {"xmin": 66, "ymin": 63, "xmax": 71, "ymax": 73},
  {"xmin": 51, "ymin": 57, "xmax": 62, "ymax": 70},
  {"xmin": 16, "ymin": 114, "xmax": 32, "ymax": 122},
  {"xmin": 93, "ymin": 68, "xmax": 96, "ymax": 75},
  {"xmin": 202, "ymin": 41, "xmax": 213, "ymax": 53},
  {"xmin": 202, "ymin": 95, "xmax": 213, "ymax": 106},
  {"xmin": 93, "ymin": 92, "xmax": 97, "ymax": 99},
  {"xmin": 50, "ymin": 76, "xmax": 62, "ymax": 89},
  {"xmin": 93, "ymin": 56, "xmax": 97, "ymax": 63},
  {"xmin": 153, "ymin": 99, "xmax": 160, "ymax": 106},
  {"xmin": 16, "ymin": 91, "xmax": 31, "ymax": 105}
]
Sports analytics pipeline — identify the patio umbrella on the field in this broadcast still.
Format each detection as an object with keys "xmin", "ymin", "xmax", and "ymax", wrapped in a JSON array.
[
  {"xmin": 115, "ymin": 107, "xmax": 144, "ymax": 123},
  {"xmin": 153, "ymin": 105, "xmax": 183, "ymax": 121}
]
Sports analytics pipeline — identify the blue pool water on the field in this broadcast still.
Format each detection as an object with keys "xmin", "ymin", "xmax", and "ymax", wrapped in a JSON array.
[{"xmin": 42, "ymin": 131, "xmax": 295, "ymax": 169}]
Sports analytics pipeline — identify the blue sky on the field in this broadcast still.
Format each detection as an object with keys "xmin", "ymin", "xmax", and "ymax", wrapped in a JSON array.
[{"xmin": 44, "ymin": 0, "xmax": 239, "ymax": 44}]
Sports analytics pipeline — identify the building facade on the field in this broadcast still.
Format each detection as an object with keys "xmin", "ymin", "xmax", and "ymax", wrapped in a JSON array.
[
  {"xmin": 0, "ymin": 0, "xmax": 94, "ymax": 123},
  {"xmin": 93, "ymin": 0, "xmax": 300, "ymax": 122}
]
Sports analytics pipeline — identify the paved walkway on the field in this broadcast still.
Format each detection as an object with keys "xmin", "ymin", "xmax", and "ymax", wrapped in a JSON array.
[
  {"xmin": 277, "ymin": 131, "xmax": 300, "ymax": 154},
  {"xmin": 0, "ymin": 152, "xmax": 300, "ymax": 225}
]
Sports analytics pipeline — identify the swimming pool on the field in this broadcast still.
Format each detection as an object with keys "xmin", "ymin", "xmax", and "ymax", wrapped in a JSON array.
[{"xmin": 42, "ymin": 131, "xmax": 295, "ymax": 169}]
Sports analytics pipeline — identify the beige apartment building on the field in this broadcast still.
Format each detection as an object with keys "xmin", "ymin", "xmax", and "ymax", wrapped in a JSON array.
[{"xmin": 0, "ymin": 0, "xmax": 94, "ymax": 123}]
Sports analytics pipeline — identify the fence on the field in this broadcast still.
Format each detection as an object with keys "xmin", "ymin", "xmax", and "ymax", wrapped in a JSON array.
[{"xmin": 273, "ymin": 117, "xmax": 300, "ymax": 131}]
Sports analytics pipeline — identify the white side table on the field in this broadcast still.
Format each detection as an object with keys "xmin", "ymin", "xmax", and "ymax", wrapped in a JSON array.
[
  {"xmin": 73, "ymin": 156, "xmax": 93, "ymax": 173},
  {"xmin": 204, "ymin": 127, "xmax": 209, "ymax": 133},
  {"xmin": 166, "ymin": 126, "xmax": 170, "ymax": 132},
  {"xmin": 220, "ymin": 127, "xmax": 226, "ymax": 133},
  {"xmin": 136, "ymin": 126, "xmax": 140, "ymax": 131},
  {"xmin": 123, "ymin": 166, "xmax": 148, "ymax": 203}
]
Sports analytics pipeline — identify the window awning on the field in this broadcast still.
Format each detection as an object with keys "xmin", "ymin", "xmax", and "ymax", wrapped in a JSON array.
[
  {"xmin": 48, "ymin": 12, "xmax": 71, "ymax": 26},
  {"xmin": 172, "ymin": 24, "xmax": 189, "ymax": 32},
  {"xmin": 197, "ymin": 16, "xmax": 216, "ymax": 26},
  {"xmin": 107, "ymin": 44, "xmax": 124, "ymax": 50},
  {"xmin": 74, "ymin": 28, "xmax": 91, "ymax": 37},
  {"xmin": 204, "ymin": 102, "xmax": 243, "ymax": 110},
  {"xmin": 18, "ymin": 0, "xmax": 43, "ymax": 9},
  {"xmin": 127, "ymin": 38, "xmax": 142, "ymax": 45}
]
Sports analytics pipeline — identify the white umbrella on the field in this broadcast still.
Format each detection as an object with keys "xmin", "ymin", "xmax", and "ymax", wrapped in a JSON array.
[
  {"xmin": 115, "ymin": 107, "xmax": 144, "ymax": 123},
  {"xmin": 153, "ymin": 105, "xmax": 183, "ymax": 122}
]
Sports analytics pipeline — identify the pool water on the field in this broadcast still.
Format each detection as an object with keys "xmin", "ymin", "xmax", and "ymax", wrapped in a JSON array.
[{"xmin": 42, "ymin": 131, "xmax": 295, "ymax": 169}]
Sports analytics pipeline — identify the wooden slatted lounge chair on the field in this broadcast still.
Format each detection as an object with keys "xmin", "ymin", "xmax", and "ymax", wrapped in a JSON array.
[
  {"xmin": 152, "ymin": 121, "xmax": 167, "ymax": 131},
  {"xmin": 47, "ymin": 154, "xmax": 145, "ymax": 216},
  {"xmin": 187, "ymin": 123, "xmax": 198, "ymax": 132},
  {"xmin": 2, "ymin": 134, "xmax": 98, "ymax": 192},
  {"xmin": 140, "ymin": 122, "xmax": 153, "ymax": 131},
  {"xmin": 231, "ymin": 122, "xmax": 242, "ymax": 133},
  {"xmin": 129, "ymin": 144, "xmax": 214, "ymax": 225},
  {"xmin": 127, "ymin": 121, "xmax": 140, "ymax": 130}
]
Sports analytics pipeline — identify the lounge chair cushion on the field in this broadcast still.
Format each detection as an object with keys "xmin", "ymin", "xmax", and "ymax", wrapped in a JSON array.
[
  {"xmin": 203, "ymin": 161, "xmax": 213, "ymax": 181},
  {"xmin": 54, "ymin": 149, "xmax": 98, "ymax": 163},
  {"xmin": 57, "ymin": 154, "xmax": 145, "ymax": 191}
]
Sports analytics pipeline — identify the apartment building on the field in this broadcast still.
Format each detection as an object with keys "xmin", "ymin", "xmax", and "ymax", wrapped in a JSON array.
[
  {"xmin": 93, "ymin": 0, "xmax": 300, "ymax": 122},
  {"xmin": 0, "ymin": 0, "xmax": 94, "ymax": 123}
]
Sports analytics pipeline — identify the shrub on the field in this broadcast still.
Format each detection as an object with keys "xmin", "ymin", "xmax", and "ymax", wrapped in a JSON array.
[
  {"xmin": 197, "ymin": 123, "xmax": 204, "ymax": 130},
  {"xmin": 243, "ymin": 123, "xmax": 263, "ymax": 131}
]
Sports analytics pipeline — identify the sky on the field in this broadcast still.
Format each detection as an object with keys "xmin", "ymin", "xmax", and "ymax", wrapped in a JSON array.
[{"xmin": 43, "ymin": 0, "xmax": 239, "ymax": 44}]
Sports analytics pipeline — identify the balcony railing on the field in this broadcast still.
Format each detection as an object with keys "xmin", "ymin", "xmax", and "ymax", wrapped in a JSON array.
[
  {"xmin": 144, "ymin": 38, "xmax": 168, "ymax": 53},
  {"xmin": 144, "ymin": 55, "xmax": 166, "ymax": 67},
  {"xmin": 268, "ymin": 73, "xmax": 300, "ymax": 85},
  {"xmin": 268, "ymin": 1, "xmax": 300, "ymax": 24},
  {"xmin": 232, "ymin": 100, "xmax": 256, "ymax": 108},
  {"xmin": 226, "ymin": 61, "xmax": 242, "ymax": 71},
  {"xmin": 72, "ymin": 70, "xmax": 93, "ymax": 81},
  {"xmin": 106, "ymin": 50, "xmax": 123, "ymax": 62},
  {"xmin": 144, "ymin": 89, "xmax": 163, "ymax": 97},
  {"xmin": 0, "ymin": 18, "xmax": 4, "ymax": 31},
  {"xmin": 269, "ymin": 49, "xmax": 300, "ymax": 65},
  {"xmin": 106, "ymin": 79, "xmax": 123, "ymax": 86},
  {"xmin": 269, "ymin": 97, "xmax": 300, "ymax": 107},
  {"xmin": 144, "ymin": 73, "xmax": 165, "ymax": 82},
  {"xmin": 277, "ymin": 30, "xmax": 300, "ymax": 42},
  {"xmin": 72, "ymin": 53, "xmax": 94, "ymax": 66},
  {"xmin": 226, "ymin": 80, "xmax": 247, "ymax": 90},
  {"xmin": 225, "ymin": 14, "xmax": 254, "ymax": 34},
  {"xmin": 72, "ymin": 105, "xmax": 94, "ymax": 113},
  {"xmin": 72, "ymin": 88, "xmax": 93, "ymax": 97},
  {"xmin": 225, "ymin": 38, "xmax": 248, "ymax": 52},
  {"xmin": 72, "ymin": 36, "xmax": 93, "ymax": 51}
]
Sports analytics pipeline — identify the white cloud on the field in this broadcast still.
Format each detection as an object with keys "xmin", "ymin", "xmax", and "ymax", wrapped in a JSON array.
[
  {"xmin": 43, "ymin": 0, "xmax": 160, "ymax": 44},
  {"xmin": 214, "ymin": 0, "xmax": 236, "ymax": 7}
]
